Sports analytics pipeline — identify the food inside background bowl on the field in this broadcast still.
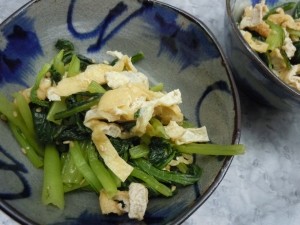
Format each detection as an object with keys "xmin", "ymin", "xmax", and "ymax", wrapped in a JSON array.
[
  {"xmin": 0, "ymin": 0, "xmax": 242, "ymax": 224},
  {"xmin": 225, "ymin": 0, "xmax": 300, "ymax": 111}
]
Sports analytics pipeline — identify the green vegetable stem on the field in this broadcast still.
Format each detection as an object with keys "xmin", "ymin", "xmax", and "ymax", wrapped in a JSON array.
[
  {"xmin": 13, "ymin": 92, "xmax": 36, "ymax": 138},
  {"xmin": 67, "ymin": 54, "xmax": 81, "ymax": 77},
  {"xmin": 8, "ymin": 121, "xmax": 43, "ymax": 168},
  {"xmin": 88, "ymin": 80, "xmax": 107, "ymax": 94},
  {"xmin": 263, "ymin": 2, "xmax": 296, "ymax": 20},
  {"xmin": 61, "ymin": 150, "xmax": 84, "ymax": 185},
  {"xmin": 130, "ymin": 167, "xmax": 173, "ymax": 197},
  {"xmin": 294, "ymin": 1, "xmax": 300, "ymax": 19},
  {"xmin": 69, "ymin": 141, "xmax": 103, "ymax": 194},
  {"xmin": 53, "ymin": 94, "xmax": 102, "ymax": 120},
  {"xmin": 265, "ymin": 20, "xmax": 285, "ymax": 51},
  {"xmin": 87, "ymin": 142, "xmax": 118, "ymax": 198},
  {"xmin": 30, "ymin": 63, "xmax": 51, "ymax": 107},
  {"xmin": 42, "ymin": 144, "xmax": 65, "ymax": 210},
  {"xmin": 174, "ymin": 143, "xmax": 246, "ymax": 155},
  {"xmin": 0, "ymin": 93, "xmax": 44, "ymax": 156},
  {"xmin": 133, "ymin": 158, "xmax": 202, "ymax": 186},
  {"xmin": 129, "ymin": 144, "xmax": 150, "ymax": 159}
]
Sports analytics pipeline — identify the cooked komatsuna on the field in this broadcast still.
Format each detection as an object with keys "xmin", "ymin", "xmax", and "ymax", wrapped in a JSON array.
[
  {"xmin": 238, "ymin": 0, "xmax": 300, "ymax": 91},
  {"xmin": 0, "ymin": 39, "xmax": 246, "ymax": 221}
]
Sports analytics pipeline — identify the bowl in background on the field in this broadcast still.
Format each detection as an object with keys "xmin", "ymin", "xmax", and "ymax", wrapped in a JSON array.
[
  {"xmin": 0, "ymin": 0, "xmax": 241, "ymax": 224},
  {"xmin": 225, "ymin": 0, "xmax": 300, "ymax": 112}
]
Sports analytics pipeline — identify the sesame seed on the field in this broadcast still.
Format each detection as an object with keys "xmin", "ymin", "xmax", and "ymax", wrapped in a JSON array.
[
  {"xmin": 80, "ymin": 179, "xmax": 86, "ymax": 185},
  {"xmin": 35, "ymin": 107, "xmax": 42, "ymax": 113},
  {"xmin": 21, "ymin": 148, "xmax": 27, "ymax": 154},
  {"xmin": 21, "ymin": 133, "xmax": 27, "ymax": 140},
  {"xmin": 0, "ymin": 114, "xmax": 7, "ymax": 121},
  {"xmin": 171, "ymin": 186, "xmax": 176, "ymax": 192},
  {"xmin": 13, "ymin": 111, "xmax": 18, "ymax": 117}
]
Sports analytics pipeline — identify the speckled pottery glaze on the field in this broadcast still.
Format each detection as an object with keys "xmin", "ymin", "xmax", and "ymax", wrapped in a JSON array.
[
  {"xmin": 225, "ymin": 0, "xmax": 300, "ymax": 111},
  {"xmin": 0, "ymin": 0, "xmax": 241, "ymax": 224}
]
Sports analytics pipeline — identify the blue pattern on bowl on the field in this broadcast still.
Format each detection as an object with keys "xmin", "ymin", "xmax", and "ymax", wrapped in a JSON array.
[
  {"xmin": 0, "ymin": 12, "xmax": 43, "ymax": 86},
  {"xmin": 0, "ymin": 0, "xmax": 241, "ymax": 224}
]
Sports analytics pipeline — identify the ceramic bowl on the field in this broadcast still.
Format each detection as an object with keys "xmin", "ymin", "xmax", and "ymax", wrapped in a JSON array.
[
  {"xmin": 225, "ymin": 0, "xmax": 300, "ymax": 112},
  {"xmin": 0, "ymin": 0, "xmax": 241, "ymax": 224}
]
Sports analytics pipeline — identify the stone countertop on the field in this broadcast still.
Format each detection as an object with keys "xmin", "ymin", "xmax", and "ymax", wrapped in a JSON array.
[{"xmin": 1, "ymin": 0, "xmax": 300, "ymax": 225}]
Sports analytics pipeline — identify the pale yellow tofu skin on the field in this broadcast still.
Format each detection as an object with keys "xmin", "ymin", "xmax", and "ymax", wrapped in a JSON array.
[
  {"xmin": 99, "ymin": 183, "xmax": 148, "ymax": 220},
  {"xmin": 99, "ymin": 190, "xmax": 129, "ymax": 216},
  {"xmin": 128, "ymin": 183, "xmax": 148, "ymax": 221},
  {"xmin": 47, "ymin": 55, "xmax": 132, "ymax": 101},
  {"xmin": 96, "ymin": 83, "xmax": 163, "ymax": 122},
  {"xmin": 164, "ymin": 121, "xmax": 209, "ymax": 145},
  {"xmin": 91, "ymin": 127, "xmax": 133, "ymax": 182}
]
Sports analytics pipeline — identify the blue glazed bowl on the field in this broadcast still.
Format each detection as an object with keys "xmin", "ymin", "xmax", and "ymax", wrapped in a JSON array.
[
  {"xmin": 225, "ymin": 0, "xmax": 300, "ymax": 111},
  {"xmin": 0, "ymin": 0, "xmax": 241, "ymax": 224}
]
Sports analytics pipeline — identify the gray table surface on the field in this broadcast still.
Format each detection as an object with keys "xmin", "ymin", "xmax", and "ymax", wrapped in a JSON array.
[{"xmin": 1, "ymin": 0, "xmax": 300, "ymax": 225}]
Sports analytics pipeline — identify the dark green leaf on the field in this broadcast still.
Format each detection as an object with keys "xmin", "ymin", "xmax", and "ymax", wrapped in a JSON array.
[
  {"xmin": 148, "ymin": 137, "xmax": 176, "ymax": 169},
  {"xmin": 263, "ymin": 2, "xmax": 296, "ymax": 20},
  {"xmin": 293, "ymin": 1, "xmax": 300, "ymax": 19},
  {"xmin": 55, "ymin": 39, "xmax": 75, "ymax": 51},
  {"xmin": 290, "ymin": 41, "xmax": 300, "ymax": 64},
  {"xmin": 31, "ymin": 104, "xmax": 54, "ymax": 144},
  {"xmin": 280, "ymin": 49, "xmax": 292, "ymax": 70}
]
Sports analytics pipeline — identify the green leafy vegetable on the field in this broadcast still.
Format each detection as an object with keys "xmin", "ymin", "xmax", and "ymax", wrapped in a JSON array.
[
  {"xmin": 129, "ymin": 144, "xmax": 149, "ymax": 159},
  {"xmin": 294, "ymin": 1, "xmax": 300, "ymax": 19},
  {"xmin": 148, "ymin": 137, "xmax": 176, "ymax": 169},
  {"xmin": 280, "ymin": 49, "xmax": 293, "ymax": 70},
  {"xmin": 67, "ymin": 54, "xmax": 81, "ymax": 77},
  {"xmin": 290, "ymin": 41, "xmax": 300, "ymax": 64},
  {"xmin": 147, "ymin": 117, "xmax": 169, "ymax": 139},
  {"xmin": 88, "ymin": 142, "xmax": 118, "ymax": 198},
  {"xmin": 265, "ymin": 20, "xmax": 285, "ymax": 51},
  {"xmin": 69, "ymin": 141, "xmax": 103, "ymax": 194},
  {"xmin": 77, "ymin": 54, "xmax": 95, "ymax": 71},
  {"xmin": 263, "ymin": 2, "xmax": 296, "ymax": 20},
  {"xmin": 31, "ymin": 104, "xmax": 54, "ymax": 144},
  {"xmin": 110, "ymin": 51, "xmax": 144, "ymax": 66},
  {"xmin": 8, "ymin": 121, "xmax": 43, "ymax": 168},
  {"xmin": 258, "ymin": 51, "xmax": 273, "ymax": 70},
  {"xmin": 46, "ymin": 97, "xmax": 67, "ymax": 124},
  {"xmin": 52, "ymin": 49, "xmax": 65, "ymax": 76},
  {"xmin": 130, "ymin": 167, "xmax": 173, "ymax": 197},
  {"xmin": 174, "ymin": 143, "xmax": 246, "ymax": 155},
  {"xmin": 42, "ymin": 144, "xmax": 65, "ymax": 210},
  {"xmin": 61, "ymin": 151, "xmax": 84, "ymax": 184},
  {"xmin": 30, "ymin": 63, "xmax": 51, "ymax": 107},
  {"xmin": 134, "ymin": 109, "xmax": 141, "ymax": 119},
  {"xmin": 13, "ymin": 92, "xmax": 35, "ymax": 137},
  {"xmin": 53, "ymin": 93, "xmax": 102, "ymax": 120},
  {"xmin": 55, "ymin": 39, "xmax": 75, "ymax": 51},
  {"xmin": 150, "ymin": 83, "xmax": 164, "ymax": 92},
  {"xmin": 88, "ymin": 80, "xmax": 107, "ymax": 93},
  {"xmin": 109, "ymin": 136, "xmax": 139, "ymax": 160},
  {"xmin": 131, "ymin": 51, "xmax": 144, "ymax": 63},
  {"xmin": 133, "ymin": 158, "xmax": 202, "ymax": 186},
  {"xmin": 0, "ymin": 93, "xmax": 44, "ymax": 156}
]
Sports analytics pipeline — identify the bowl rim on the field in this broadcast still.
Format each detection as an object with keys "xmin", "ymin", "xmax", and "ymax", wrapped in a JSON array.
[
  {"xmin": 225, "ymin": 0, "xmax": 300, "ymax": 99},
  {"xmin": 0, "ymin": 0, "xmax": 242, "ymax": 224}
]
